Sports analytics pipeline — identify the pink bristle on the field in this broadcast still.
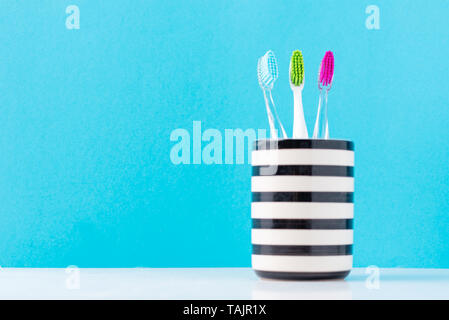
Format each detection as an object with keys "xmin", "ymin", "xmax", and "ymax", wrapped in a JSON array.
[{"xmin": 319, "ymin": 51, "xmax": 334, "ymax": 87}]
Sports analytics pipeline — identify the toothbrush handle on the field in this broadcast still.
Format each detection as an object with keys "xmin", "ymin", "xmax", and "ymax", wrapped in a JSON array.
[
  {"xmin": 313, "ymin": 89, "xmax": 329, "ymax": 139},
  {"xmin": 268, "ymin": 91, "xmax": 287, "ymax": 138},
  {"xmin": 293, "ymin": 89, "xmax": 308, "ymax": 139},
  {"xmin": 263, "ymin": 90, "xmax": 278, "ymax": 139}
]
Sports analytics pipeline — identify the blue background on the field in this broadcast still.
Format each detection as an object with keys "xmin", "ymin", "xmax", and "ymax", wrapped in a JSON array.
[{"xmin": 0, "ymin": 1, "xmax": 448, "ymax": 268}]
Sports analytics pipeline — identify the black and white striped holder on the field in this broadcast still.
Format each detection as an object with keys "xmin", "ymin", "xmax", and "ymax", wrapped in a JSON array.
[{"xmin": 251, "ymin": 139, "xmax": 354, "ymax": 280}]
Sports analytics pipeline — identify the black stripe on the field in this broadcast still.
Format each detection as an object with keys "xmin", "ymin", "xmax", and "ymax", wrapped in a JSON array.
[
  {"xmin": 253, "ymin": 165, "xmax": 353, "ymax": 177},
  {"xmin": 255, "ymin": 270, "xmax": 350, "ymax": 280},
  {"xmin": 254, "ymin": 139, "xmax": 354, "ymax": 151},
  {"xmin": 252, "ymin": 219, "xmax": 353, "ymax": 230},
  {"xmin": 252, "ymin": 192, "xmax": 353, "ymax": 203},
  {"xmin": 253, "ymin": 244, "xmax": 353, "ymax": 256}
]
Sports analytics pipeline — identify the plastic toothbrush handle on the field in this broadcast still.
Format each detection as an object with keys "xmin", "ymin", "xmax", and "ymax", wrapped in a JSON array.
[
  {"xmin": 292, "ymin": 89, "xmax": 309, "ymax": 139},
  {"xmin": 313, "ymin": 89, "xmax": 329, "ymax": 139},
  {"xmin": 268, "ymin": 91, "xmax": 287, "ymax": 138},
  {"xmin": 263, "ymin": 89, "xmax": 278, "ymax": 139}
]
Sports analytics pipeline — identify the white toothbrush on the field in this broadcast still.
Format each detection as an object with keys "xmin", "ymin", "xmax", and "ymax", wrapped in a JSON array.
[
  {"xmin": 257, "ymin": 51, "xmax": 287, "ymax": 139},
  {"xmin": 258, "ymin": 57, "xmax": 277, "ymax": 138}
]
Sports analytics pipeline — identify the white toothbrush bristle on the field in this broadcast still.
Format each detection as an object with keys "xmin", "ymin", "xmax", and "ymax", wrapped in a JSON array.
[{"xmin": 258, "ymin": 51, "xmax": 278, "ymax": 90}]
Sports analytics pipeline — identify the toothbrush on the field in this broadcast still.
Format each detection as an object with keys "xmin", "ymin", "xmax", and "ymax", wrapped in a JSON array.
[
  {"xmin": 257, "ymin": 57, "xmax": 277, "ymax": 138},
  {"xmin": 313, "ymin": 51, "xmax": 334, "ymax": 139},
  {"xmin": 257, "ymin": 51, "xmax": 287, "ymax": 139},
  {"xmin": 289, "ymin": 50, "xmax": 308, "ymax": 138}
]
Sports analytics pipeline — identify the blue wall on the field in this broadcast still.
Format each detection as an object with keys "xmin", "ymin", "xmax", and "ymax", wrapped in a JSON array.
[{"xmin": 0, "ymin": 1, "xmax": 448, "ymax": 267}]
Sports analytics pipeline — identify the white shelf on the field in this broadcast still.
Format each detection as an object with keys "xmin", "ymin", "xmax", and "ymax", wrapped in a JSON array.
[{"xmin": 0, "ymin": 268, "xmax": 447, "ymax": 299}]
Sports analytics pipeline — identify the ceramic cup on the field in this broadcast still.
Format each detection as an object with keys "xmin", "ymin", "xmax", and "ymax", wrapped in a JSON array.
[{"xmin": 251, "ymin": 139, "xmax": 354, "ymax": 280}]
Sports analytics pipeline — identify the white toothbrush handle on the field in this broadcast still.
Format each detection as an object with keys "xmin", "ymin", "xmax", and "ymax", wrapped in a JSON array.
[
  {"xmin": 313, "ymin": 89, "xmax": 329, "ymax": 139},
  {"xmin": 263, "ymin": 90, "xmax": 278, "ymax": 139},
  {"xmin": 268, "ymin": 91, "xmax": 287, "ymax": 138},
  {"xmin": 292, "ymin": 89, "xmax": 308, "ymax": 138}
]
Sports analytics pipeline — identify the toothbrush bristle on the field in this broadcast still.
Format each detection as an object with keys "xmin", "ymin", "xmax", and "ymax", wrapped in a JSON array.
[
  {"xmin": 257, "ymin": 58, "xmax": 263, "ymax": 87},
  {"xmin": 258, "ymin": 50, "xmax": 278, "ymax": 90},
  {"xmin": 319, "ymin": 51, "xmax": 334, "ymax": 87},
  {"xmin": 266, "ymin": 50, "xmax": 278, "ymax": 81},
  {"xmin": 290, "ymin": 50, "xmax": 304, "ymax": 86}
]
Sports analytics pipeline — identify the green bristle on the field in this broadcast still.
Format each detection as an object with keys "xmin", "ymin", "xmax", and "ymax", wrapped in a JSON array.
[{"xmin": 290, "ymin": 50, "xmax": 304, "ymax": 86}]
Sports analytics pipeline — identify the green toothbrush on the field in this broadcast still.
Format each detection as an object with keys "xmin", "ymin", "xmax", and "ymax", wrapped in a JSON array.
[{"xmin": 289, "ymin": 50, "xmax": 308, "ymax": 138}]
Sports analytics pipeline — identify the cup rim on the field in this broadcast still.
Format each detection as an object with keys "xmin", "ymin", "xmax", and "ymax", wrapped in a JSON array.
[
  {"xmin": 255, "ymin": 138, "xmax": 353, "ymax": 142},
  {"xmin": 253, "ymin": 139, "xmax": 354, "ymax": 151}
]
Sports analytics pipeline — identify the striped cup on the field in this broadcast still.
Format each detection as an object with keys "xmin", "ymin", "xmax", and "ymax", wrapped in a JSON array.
[{"xmin": 251, "ymin": 139, "xmax": 354, "ymax": 280}]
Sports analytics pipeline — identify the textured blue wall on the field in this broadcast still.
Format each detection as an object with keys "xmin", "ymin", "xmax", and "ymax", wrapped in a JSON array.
[{"xmin": 0, "ymin": 1, "xmax": 448, "ymax": 267}]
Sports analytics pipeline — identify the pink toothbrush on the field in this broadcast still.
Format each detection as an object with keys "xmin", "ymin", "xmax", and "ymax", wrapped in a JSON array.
[{"xmin": 313, "ymin": 51, "xmax": 334, "ymax": 139}]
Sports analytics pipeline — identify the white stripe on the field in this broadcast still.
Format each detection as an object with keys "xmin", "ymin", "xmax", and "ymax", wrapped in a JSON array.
[
  {"xmin": 251, "ymin": 202, "xmax": 354, "ymax": 219},
  {"xmin": 252, "ymin": 255, "xmax": 352, "ymax": 272},
  {"xmin": 252, "ymin": 229, "xmax": 353, "ymax": 245},
  {"xmin": 252, "ymin": 149, "xmax": 354, "ymax": 166},
  {"xmin": 251, "ymin": 176, "xmax": 354, "ymax": 192}
]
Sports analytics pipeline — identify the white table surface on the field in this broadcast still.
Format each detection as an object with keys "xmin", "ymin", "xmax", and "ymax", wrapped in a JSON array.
[{"xmin": 0, "ymin": 268, "xmax": 447, "ymax": 300}]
